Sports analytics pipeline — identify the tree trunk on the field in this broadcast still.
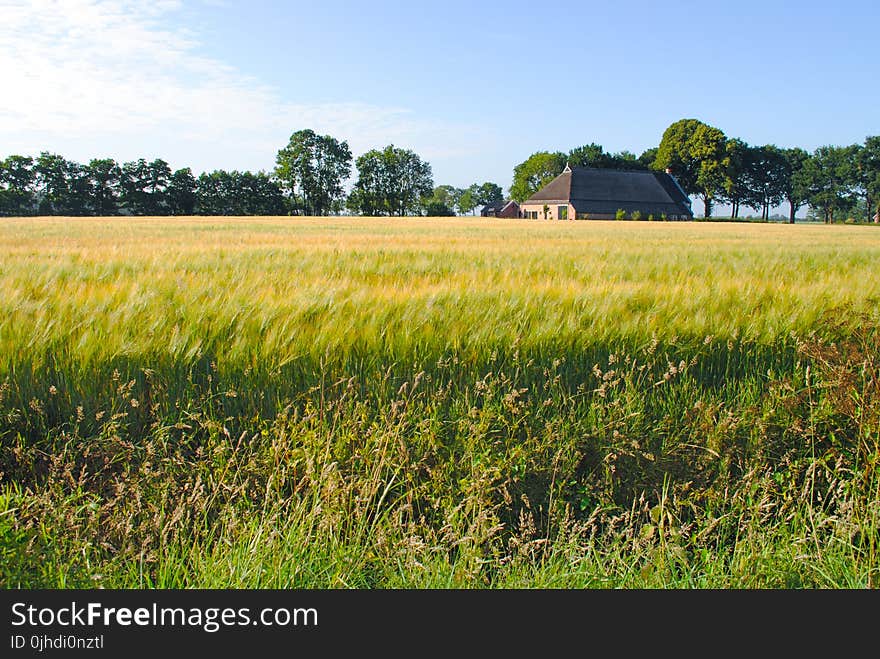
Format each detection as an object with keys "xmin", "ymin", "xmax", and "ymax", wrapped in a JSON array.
[{"xmin": 703, "ymin": 195, "xmax": 712, "ymax": 218}]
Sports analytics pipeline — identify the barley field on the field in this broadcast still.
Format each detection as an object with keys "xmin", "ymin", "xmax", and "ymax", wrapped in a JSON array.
[{"xmin": 1, "ymin": 216, "xmax": 878, "ymax": 588}]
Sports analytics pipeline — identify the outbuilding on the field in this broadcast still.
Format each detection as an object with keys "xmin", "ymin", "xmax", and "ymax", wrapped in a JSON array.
[{"xmin": 480, "ymin": 200, "xmax": 521, "ymax": 218}]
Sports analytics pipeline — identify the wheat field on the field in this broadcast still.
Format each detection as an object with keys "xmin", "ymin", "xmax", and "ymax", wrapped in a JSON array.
[{"xmin": 1, "ymin": 216, "xmax": 878, "ymax": 588}]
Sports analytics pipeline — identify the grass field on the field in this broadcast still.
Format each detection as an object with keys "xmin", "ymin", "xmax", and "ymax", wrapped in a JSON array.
[{"xmin": 1, "ymin": 216, "xmax": 878, "ymax": 587}]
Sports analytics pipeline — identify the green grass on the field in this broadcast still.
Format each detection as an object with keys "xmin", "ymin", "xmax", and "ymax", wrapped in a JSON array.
[{"xmin": 1, "ymin": 216, "xmax": 878, "ymax": 588}]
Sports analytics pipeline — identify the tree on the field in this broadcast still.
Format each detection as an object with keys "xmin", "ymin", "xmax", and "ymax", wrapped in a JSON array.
[
  {"xmin": 609, "ymin": 150, "xmax": 645, "ymax": 170},
  {"xmin": 424, "ymin": 200, "xmax": 456, "ymax": 216},
  {"xmin": 638, "ymin": 148, "xmax": 658, "ymax": 169},
  {"xmin": 456, "ymin": 182, "xmax": 504, "ymax": 215},
  {"xmin": 87, "ymin": 158, "xmax": 121, "ymax": 216},
  {"xmin": 0, "ymin": 155, "xmax": 35, "ymax": 216},
  {"xmin": 566, "ymin": 144, "xmax": 647, "ymax": 171},
  {"xmin": 801, "ymin": 145, "xmax": 860, "ymax": 223},
  {"xmin": 167, "ymin": 167, "xmax": 197, "ymax": 215},
  {"xmin": 65, "ymin": 160, "xmax": 93, "ymax": 216},
  {"xmin": 275, "ymin": 129, "xmax": 352, "ymax": 216},
  {"xmin": 568, "ymin": 143, "xmax": 609, "ymax": 169},
  {"xmin": 475, "ymin": 182, "xmax": 504, "ymax": 207},
  {"xmin": 347, "ymin": 145, "xmax": 433, "ymax": 216},
  {"xmin": 509, "ymin": 151, "xmax": 566, "ymax": 202},
  {"xmin": 195, "ymin": 170, "xmax": 285, "ymax": 216},
  {"xmin": 120, "ymin": 158, "xmax": 170, "ymax": 215},
  {"xmin": 718, "ymin": 138, "xmax": 750, "ymax": 219},
  {"xmin": 34, "ymin": 152, "xmax": 71, "ymax": 215},
  {"xmin": 195, "ymin": 171, "xmax": 225, "ymax": 215},
  {"xmin": 856, "ymin": 136, "xmax": 880, "ymax": 222},
  {"xmin": 779, "ymin": 147, "xmax": 810, "ymax": 224},
  {"xmin": 458, "ymin": 185, "xmax": 478, "ymax": 215},
  {"xmin": 426, "ymin": 185, "xmax": 463, "ymax": 215},
  {"xmin": 742, "ymin": 145, "xmax": 788, "ymax": 221},
  {"xmin": 144, "ymin": 159, "xmax": 171, "ymax": 215},
  {"xmin": 653, "ymin": 119, "xmax": 728, "ymax": 218},
  {"xmin": 241, "ymin": 171, "xmax": 286, "ymax": 215}
]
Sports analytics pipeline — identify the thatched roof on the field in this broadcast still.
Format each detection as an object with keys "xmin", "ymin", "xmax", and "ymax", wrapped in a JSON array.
[{"xmin": 524, "ymin": 167, "xmax": 693, "ymax": 217}]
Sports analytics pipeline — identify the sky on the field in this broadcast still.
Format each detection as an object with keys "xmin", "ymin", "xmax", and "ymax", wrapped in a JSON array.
[{"xmin": 1, "ymin": 0, "xmax": 878, "ymax": 211}]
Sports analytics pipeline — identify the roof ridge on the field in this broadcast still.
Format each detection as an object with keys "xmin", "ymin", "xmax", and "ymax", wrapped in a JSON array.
[{"xmin": 570, "ymin": 165, "xmax": 654, "ymax": 174}]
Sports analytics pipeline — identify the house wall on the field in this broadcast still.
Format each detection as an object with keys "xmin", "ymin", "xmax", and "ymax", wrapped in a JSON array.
[
  {"xmin": 519, "ymin": 202, "xmax": 575, "ymax": 220},
  {"xmin": 519, "ymin": 205, "xmax": 692, "ymax": 220}
]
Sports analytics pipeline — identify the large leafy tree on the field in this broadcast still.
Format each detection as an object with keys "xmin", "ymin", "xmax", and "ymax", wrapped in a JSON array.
[
  {"xmin": 780, "ymin": 147, "xmax": 811, "ymax": 224},
  {"xmin": 167, "ymin": 167, "xmax": 198, "ymax": 215},
  {"xmin": 476, "ymin": 182, "xmax": 504, "ymax": 207},
  {"xmin": 120, "ymin": 160, "xmax": 147, "ymax": 214},
  {"xmin": 144, "ymin": 159, "xmax": 171, "ymax": 215},
  {"xmin": 33, "ymin": 154, "xmax": 94, "ymax": 215},
  {"xmin": 195, "ymin": 171, "xmax": 226, "ymax": 215},
  {"xmin": 638, "ymin": 148, "xmax": 658, "ymax": 169},
  {"xmin": 856, "ymin": 136, "xmax": 880, "ymax": 222},
  {"xmin": 87, "ymin": 158, "xmax": 121, "ymax": 216},
  {"xmin": 121, "ymin": 158, "xmax": 171, "ymax": 215},
  {"xmin": 347, "ymin": 145, "xmax": 433, "ymax": 217},
  {"xmin": 65, "ymin": 161, "xmax": 93, "ymax": 216},
  {"xmin": 801, "ymin": 145, "xmax": 860, "ymax": 223},
  {"xmin": 718, "ymin": 138, "xmax": 750, "ymax": 219},
  {"xmin": 0, "ymin": 155, "xmax": 35, "ymax": 216},
  {"xmin": 458, "ymin": 185, "xmax": 477, "ymax": 215},
  {"xmin": 653, "ymin": 119, "xmax": 728, "ymax": 218},
  {"xmin": 568, "ymin": 144, "xmax": 645, "ymax": 171},
  {"xmin": 742, "ymin": 145, "xmax": 788, "ymax": 221},
  {"xmin": 568, "ymin": 143, "xmax": 609, "ymax": 169},
  {"xmin": 275, "ymin": 129, "xmax": 352, "ymax": 216},
  {"xmin": 509, "ymin": 151, "xmax": 566, "ymax": 202},
  {"xmin": 608, "ymin": 150, "xmax": 645, "ymax": 170},
  {"xmin": 426, "ymin": 184, "xmax": 464, "ymax": 215},
  {"xmin": 34, "ymin": 152, "xmax": 71, "ymax": 215}
]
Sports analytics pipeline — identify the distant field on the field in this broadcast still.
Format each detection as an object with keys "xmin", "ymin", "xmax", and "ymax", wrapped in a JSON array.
[{"xmin": 1, "ymin": 217, "xmax": 878, "ymax": 588}]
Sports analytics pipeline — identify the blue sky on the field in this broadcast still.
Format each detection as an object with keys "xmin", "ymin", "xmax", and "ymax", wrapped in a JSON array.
[{"xmin": 2, "ymin": 0, "xmax": 878, "ymax": 210}]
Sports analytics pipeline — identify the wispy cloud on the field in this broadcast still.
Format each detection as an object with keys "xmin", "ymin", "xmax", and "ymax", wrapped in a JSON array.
[{"xmin": 0, "ymin": 0, "xmax": 487, "ymax": 176}]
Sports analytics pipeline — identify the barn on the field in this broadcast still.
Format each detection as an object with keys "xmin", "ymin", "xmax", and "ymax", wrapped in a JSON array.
[
  {"xmin": 519, "ymin": 165, "xmax": 693, "ymax": 220},
  {"xmin": 480, "ymin": 199, "xmax": 521, "ymax": 218}
]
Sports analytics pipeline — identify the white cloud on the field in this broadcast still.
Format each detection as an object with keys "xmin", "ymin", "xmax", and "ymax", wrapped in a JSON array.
[{"xmin": 0, "ymin": 0, "xmax": 487, "ymax": 178}]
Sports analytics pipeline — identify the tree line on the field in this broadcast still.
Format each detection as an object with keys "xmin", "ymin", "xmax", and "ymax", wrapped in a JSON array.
[
  {"xmin": 0, "ymin": 129, "xmax": 504, "ymax": 218},
  {"xmin": 3, "ymin": 122, "xmax": 878, "ymax": 221},
  {"xmin": 0, "ymin": 154, "xmax": 286, "ymax": 217},
  {"xmin": 509, "ymin": 120, "xmax": 880, "ymax": 223}
]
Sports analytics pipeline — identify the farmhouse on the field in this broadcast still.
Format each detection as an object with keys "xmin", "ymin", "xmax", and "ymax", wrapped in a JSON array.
[
  {"xmin": 519, "ymin": 165, "xmax": 693, "ymax": 220},
  {"xmin": 480, "ymin": 199, "xmax": 520, "ymax": 218}
]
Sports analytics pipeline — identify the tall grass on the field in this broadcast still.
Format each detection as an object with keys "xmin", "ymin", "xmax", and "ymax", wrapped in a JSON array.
[{"xmin": 1, "ymin": 217, "xmax": 878, "ymax": 588}]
